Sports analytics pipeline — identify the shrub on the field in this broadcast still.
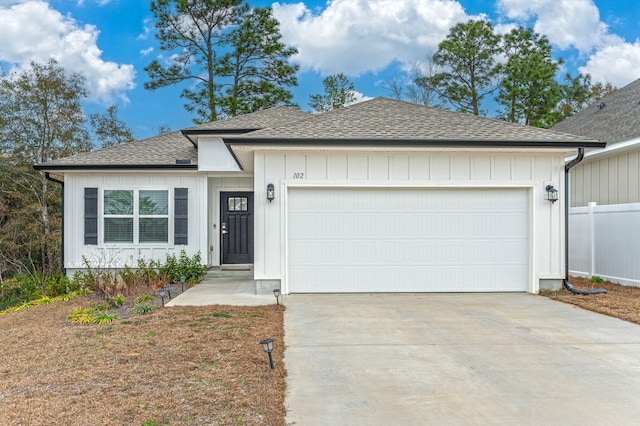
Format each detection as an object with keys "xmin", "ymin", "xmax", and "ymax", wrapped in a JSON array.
[
  {"xmin": 111, "ymin": 294, "xmax": 125, "ymax": 307},
  {"xmin": 45, "ymin": 273, "xmax": 80, "ymax": 297},
  {"xmin": 589, "ymin": 276, "xmax": 604, "ymax": 283}
]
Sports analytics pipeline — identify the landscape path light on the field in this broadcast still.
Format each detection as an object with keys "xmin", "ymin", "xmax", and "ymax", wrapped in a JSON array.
[
  {"xmin": 273, "ymin": 288, "xmax": 281, "ymax": 305},
  {"xmin": 157, "ymin": 288, "xmax": 167, "ymax": 307},
  {"xmin": 259, "ymin": 338, "xmax": 275, "ymax": 369},
  {"xmin": 180, "ymin": 275, "xmax": 186, "ymax": 292}
]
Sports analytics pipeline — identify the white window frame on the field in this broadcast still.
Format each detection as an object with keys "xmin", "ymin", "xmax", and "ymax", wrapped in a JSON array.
[{"xmin": 101, "ymin": 188, "xmax": 172, "ymax": 245}]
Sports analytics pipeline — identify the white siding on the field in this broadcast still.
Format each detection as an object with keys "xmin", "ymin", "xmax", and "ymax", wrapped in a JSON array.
[
  {"xmin": 253, "ymin": 151, "xmax": 566, "ymax": 293},
  {"xmin": 64, "ymin": 172, "xmax": 208, "ymax": 271}
]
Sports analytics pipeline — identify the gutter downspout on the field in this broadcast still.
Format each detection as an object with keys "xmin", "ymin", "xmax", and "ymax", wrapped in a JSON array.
[
  {"xmin": 563, "ymin": 147, "xmax": 606, "ymax": 294},
  {"xmin": 44, "ymin": 173, "xmax": 65, "ymax": 275}
]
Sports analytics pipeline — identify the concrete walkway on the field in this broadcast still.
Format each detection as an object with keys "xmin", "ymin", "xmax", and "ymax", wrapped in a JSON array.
[
  {"xmin": 166, "ymin": 276, "xmax": 275, "ymax": 306},
  {"xmin": 284, "ymin": 293, "xmax": 640, "ymax": 425}
]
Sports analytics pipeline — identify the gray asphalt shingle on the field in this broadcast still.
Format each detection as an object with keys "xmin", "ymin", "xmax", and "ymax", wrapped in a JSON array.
[
  {"xmin": 552, "ymin": 78, "xmax": 640, "ymax": 144},
  {"xmin": 230, "ymin": 97, "xmax": 595, "ymax": 143},
  {"xmin": 36, "ymin": 98, "xmax": 600, "ymax": 170}
]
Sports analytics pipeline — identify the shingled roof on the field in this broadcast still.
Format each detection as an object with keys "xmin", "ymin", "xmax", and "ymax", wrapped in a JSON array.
[
  {"xmin": 227, "ymin": 97, "xmax": 601, "ymax": 147},
  {"xmin": 552, "ymin": 78, "xmax": 640, "ymax": 144},
  {"xmin": 36, "ymin": 98, "xmax": 603, "ymax": 171},
  {"xmin": 35, "ymin": 107, "xmax": 311, "ymax": 170},
  {"xmin": 184, "ymin": 106, "xmax": 311, "ymax": 131},
  {"xmin": 35, "ymin": 131, "xmax": 197, "ymax": 170}
]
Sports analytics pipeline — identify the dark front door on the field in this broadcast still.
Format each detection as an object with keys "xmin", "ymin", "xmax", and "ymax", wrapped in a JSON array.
[{"xmin": 221, "ymin": 192, "xmax": 254, "ymax": 264}]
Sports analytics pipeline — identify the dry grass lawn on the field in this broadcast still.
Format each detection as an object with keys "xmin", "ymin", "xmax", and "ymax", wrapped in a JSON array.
[
  {"xmin": 542, "ymin": 276, "xmax": 640, "ymax": 325},
  {"xmin": 0, "ymin": 293, "xmax": 285, "ymax": 426}
]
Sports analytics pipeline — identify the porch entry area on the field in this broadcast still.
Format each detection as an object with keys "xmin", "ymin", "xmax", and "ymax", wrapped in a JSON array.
[{"xmin": 220, "ymin": 191, "xmax": 254, "ymax": 265}]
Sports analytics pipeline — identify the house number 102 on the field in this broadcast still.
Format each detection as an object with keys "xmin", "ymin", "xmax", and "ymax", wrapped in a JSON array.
[{"xmin": 292, "ymin": 172, "xmax": 305, "ymax": 179}]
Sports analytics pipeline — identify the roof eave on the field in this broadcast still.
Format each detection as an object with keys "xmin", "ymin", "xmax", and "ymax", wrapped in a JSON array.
[
  {"xmin": 224, "ymin": 137, "xmax": 606, "ymax": 149},
  {"xmin": 33, "ymin": 164, "xmax": 199, "ymax": 172}
]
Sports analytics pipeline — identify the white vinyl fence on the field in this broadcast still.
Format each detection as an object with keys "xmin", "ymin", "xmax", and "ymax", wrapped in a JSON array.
[{"xmin": 569, "ymin": 202, "xmax": 640, "ymax": 286}]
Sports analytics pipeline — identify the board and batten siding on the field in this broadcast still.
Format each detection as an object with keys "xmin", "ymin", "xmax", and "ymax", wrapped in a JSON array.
[
  {"xmin": 253, "ymin": 151, "xmax": 567, "ymax": 293},
  {"xmin": 64, "ymin": 172, "xmax": 208, "ymax": 273},
  {"xmin": 570, "ymin": 149, "xmax": 640, "ymax": 207}
]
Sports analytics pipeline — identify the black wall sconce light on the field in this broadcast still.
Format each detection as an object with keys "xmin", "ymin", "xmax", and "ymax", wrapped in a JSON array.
[
  {"xmin": 545, "ymin": 185, "xmax": 559, "ymax": 203},
  {"xmin": 266, "ymin": 183, "xmax": 275, "ymax": 202}
]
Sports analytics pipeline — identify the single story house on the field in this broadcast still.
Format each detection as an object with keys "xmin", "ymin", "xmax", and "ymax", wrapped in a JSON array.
[
  {"xmin": 35, "ymin": 98, "xmax": 603, "ymax": 294},
  {"xmin": 552, "ymin": 77, "xmax": 640, "ymax": 285}
]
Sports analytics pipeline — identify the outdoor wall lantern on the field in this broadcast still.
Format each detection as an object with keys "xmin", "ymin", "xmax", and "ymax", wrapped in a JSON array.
[
  {"xmin": 266, "ymin": 183, "xmax": 275, "ymax": 202},
  {"xmin": 259, "ymin": 338, "xmax": 275, "ymax": 369},
  {"xmin": 273, "ymin": 288, "xmax": 281, "ymax": 305},
  {"xmin": 545, "ymin": 185, "xmax": 559, "ymax": 204}
]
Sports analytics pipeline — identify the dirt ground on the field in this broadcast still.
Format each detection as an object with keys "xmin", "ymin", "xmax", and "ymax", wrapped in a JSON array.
[
  {"xmin": 542, "ymin": 276, "xmax": 640, "ymax": 325},
  {"xmin": 0, "ymin": 293, "xmax": 285, "ymax": 426}
]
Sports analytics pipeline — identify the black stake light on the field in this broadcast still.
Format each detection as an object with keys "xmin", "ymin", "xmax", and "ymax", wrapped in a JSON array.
[
  {"xmin": 158, "ymin": 288, "xmax": 167, "ymax": 307},
  {"xmin": 259, "ymin": 338, "xmax": 275, "ymax": 369},
  {"xmin": 180, "ymin": 275, "xmax": 186, "ymax": 292},
  {"xmin": 273, "ymin": 288, "xmax": 281, "ymax": 305}
]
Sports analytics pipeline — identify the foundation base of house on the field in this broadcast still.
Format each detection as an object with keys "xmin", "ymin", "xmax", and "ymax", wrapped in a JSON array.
[
  {"xmin": 539, "ymin": 279, "xmax": 563, "ymax": 291},
  {"xmin": 256, "ymin": 279, "xmax": 281, "ymax": 295}
]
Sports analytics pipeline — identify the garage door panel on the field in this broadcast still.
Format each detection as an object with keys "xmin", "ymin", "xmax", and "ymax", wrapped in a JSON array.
[{"xmin": 288, "ymin": 188, "xmax": 529, "ymax": 293}]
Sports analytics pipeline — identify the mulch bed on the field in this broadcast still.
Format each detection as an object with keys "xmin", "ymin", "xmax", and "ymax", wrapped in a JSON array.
[
  {"xmin": 0, "ymin": 293, "xmax": 285, "ymax": 425},
  {"xmin": 542, "ymin": 276, "xmax": 640, "ymax": 325}
]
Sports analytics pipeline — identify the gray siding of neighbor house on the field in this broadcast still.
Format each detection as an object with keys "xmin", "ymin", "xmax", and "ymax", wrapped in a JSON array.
[{"xmin": 570, "ymin": 149, "xmax": 640, "ymax": 207}]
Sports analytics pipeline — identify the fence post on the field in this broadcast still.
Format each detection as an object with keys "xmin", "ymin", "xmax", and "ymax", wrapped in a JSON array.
[{"xmin": 587, "ymin": 202, "xmax": 597, "ymax": 277}]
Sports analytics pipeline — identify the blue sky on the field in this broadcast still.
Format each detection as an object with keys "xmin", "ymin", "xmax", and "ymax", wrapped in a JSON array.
[{"xmin": 1, "ymin": 0, "xmax": 639, "ymax": 141}]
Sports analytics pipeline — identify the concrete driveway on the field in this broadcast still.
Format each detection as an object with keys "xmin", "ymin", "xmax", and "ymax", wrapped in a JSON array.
[{"xmin": 284, "ymin": 293, "xmax": 640, "ymax": 425}]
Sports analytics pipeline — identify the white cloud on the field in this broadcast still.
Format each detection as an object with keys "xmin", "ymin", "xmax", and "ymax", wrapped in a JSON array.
[
  {"xmin": 496, "ymin": 0, "xmax": 640, "ymax": 86},
  {"xmin": 137, "ymin": 17, "xmax": 154, "ymax": 40},
  {"xmin": 272, "ymin": 0, "xmax": 471, "ymax": 76},
  {"xmin": 140, "ymin": 47, "xmax": 154, "ymax": 56},
  {"xmin": 580, "ymin": 39, "xmax": 640, "ymax": 87},
  {"xmin": 0, "ymin": 1, "xmax": 134, "ymax": 103},
  {"xmin": 497, "ymin": 0, "xmax": 609, "ymax": 52}
]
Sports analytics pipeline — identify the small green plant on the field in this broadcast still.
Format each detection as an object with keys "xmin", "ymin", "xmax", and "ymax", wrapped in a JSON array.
[
  {"xmin": 68, "ymin": 307, "xmax": 97, "ymax": 324},
  {"xmin": 213, "ymin": 312, "xmax": 234, "ymax": 318},
  {"xmin": 68, "ymin": 306, "xmax": 118, "ymax": 324},
  {"xmin": 589, "ymin": 276, "xmax": 604, "ymax": 283},
  {"xmin": 111, "ymin": 294, "xmax": 125, "ymax": 307},
  {"xmin": 133, "ymin": 303, "xmax": 154, "ymax": 315},
  {"xmin": 136, "ymin": 294, "xmax": 155, "ymax": 304},
  {"xmin": 93, "ymin": 312, "xmax": 118, "ymax": 324}
]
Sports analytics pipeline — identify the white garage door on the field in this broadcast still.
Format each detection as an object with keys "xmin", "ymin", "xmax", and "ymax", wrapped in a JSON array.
[{"xmin": 287, "ymin": 187, "xmax": 529, "ymax": 293}]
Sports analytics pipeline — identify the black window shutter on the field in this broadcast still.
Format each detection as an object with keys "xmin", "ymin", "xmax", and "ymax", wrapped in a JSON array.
[
  {"xmin": 174, "ymin": 188, "xmax": 188, "ymax": 245},
  {"xmin": 84, "ymin": 187, "xmax": 98, "ymax": 245}
]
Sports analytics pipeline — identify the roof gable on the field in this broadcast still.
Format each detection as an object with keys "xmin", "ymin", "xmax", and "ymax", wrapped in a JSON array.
[{"xmin": 552, "ymin": 78, "xmax": 640, "ymax": 144}]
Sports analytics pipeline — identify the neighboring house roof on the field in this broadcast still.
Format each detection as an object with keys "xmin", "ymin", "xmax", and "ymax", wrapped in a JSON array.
[
  {"xmin": 35, "ymin": 98, "xmax": 603, "ymax": 172},
  {"xmin": 227, "ymin": 98, "xmax": 601, "ymax": 147},
  {"xmin": 552, "ymin": 78, "xmax": 640, "ymax": 144}
]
